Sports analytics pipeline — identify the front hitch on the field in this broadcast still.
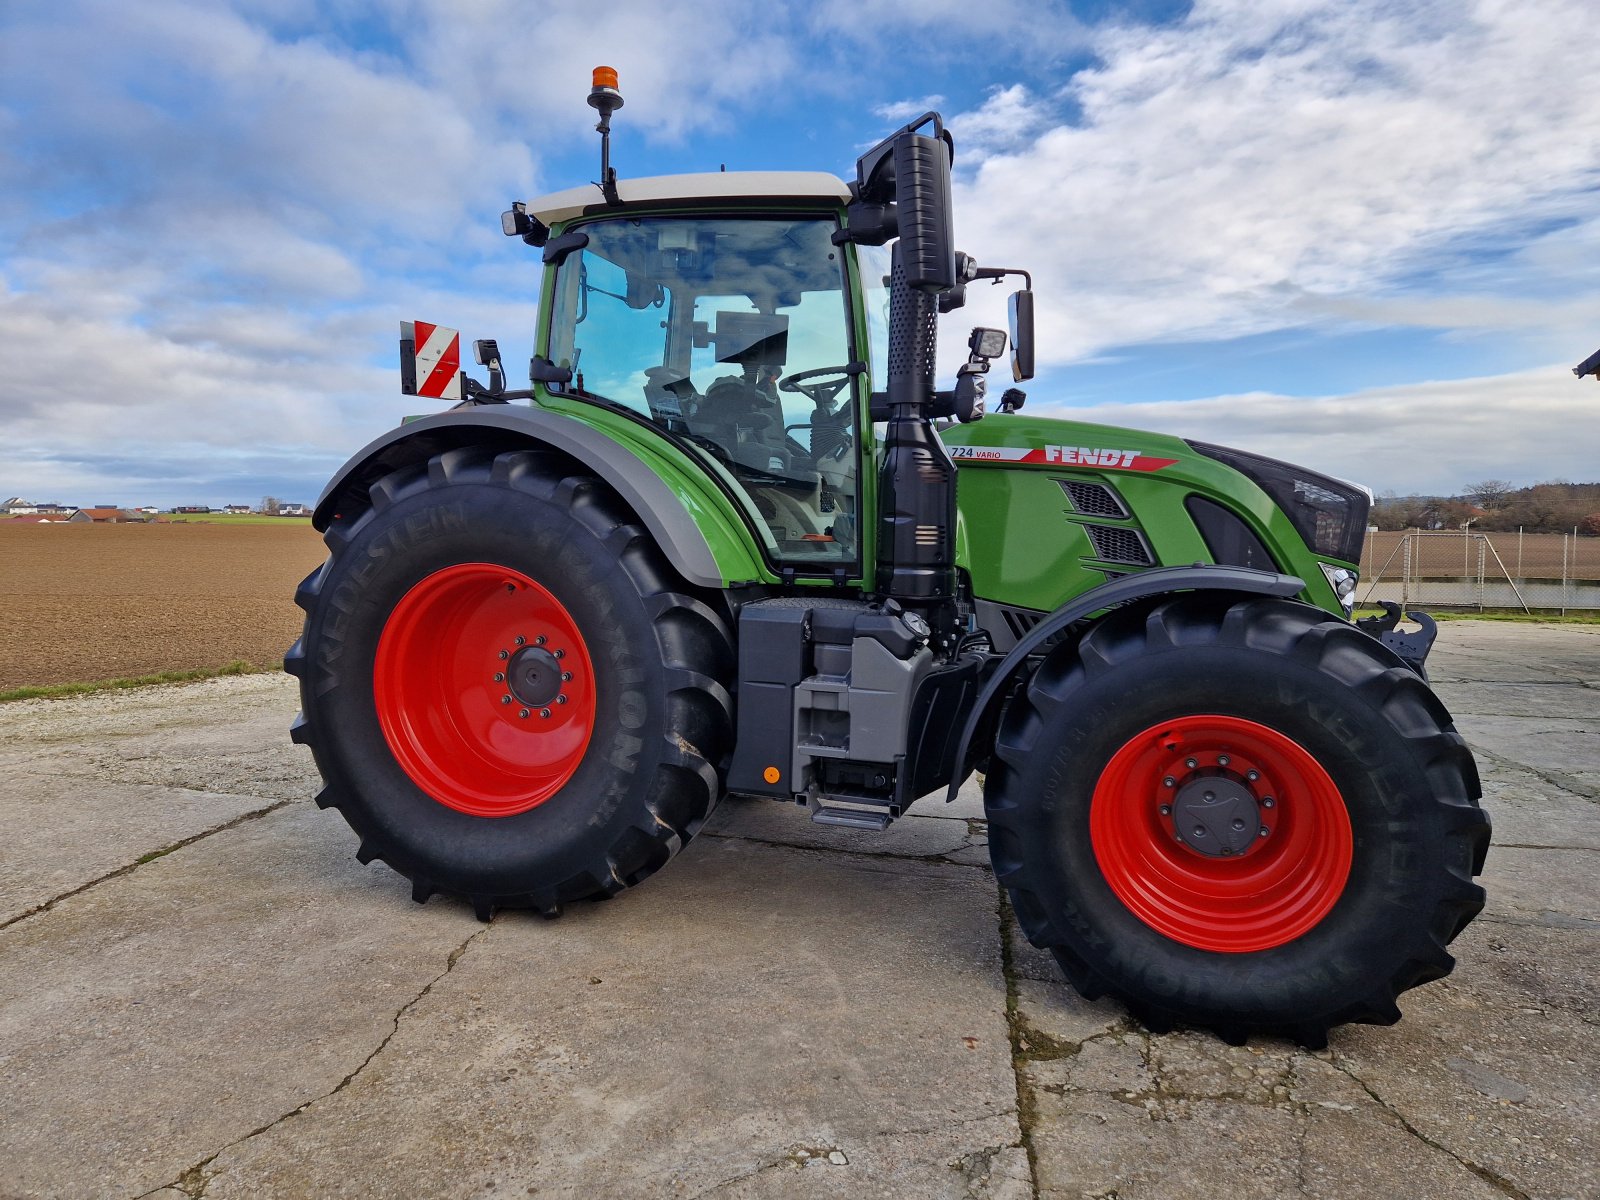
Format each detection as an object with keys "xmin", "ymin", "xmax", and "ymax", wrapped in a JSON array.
[{"xmin": 1356, "ymin": 601, "xmax": 1438, "ymax": 677}]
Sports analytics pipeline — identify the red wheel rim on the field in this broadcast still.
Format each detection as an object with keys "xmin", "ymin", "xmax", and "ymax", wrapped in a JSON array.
[
  {"xmin": 1090, "ymin": 714, "xmax": 1352, "ymax": 953},
  {"xmin": 374, "ymin": 564, "xmax": 597, "ymax": 817}
]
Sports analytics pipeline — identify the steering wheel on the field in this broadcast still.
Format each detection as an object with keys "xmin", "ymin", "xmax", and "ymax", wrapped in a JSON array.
[{"xmin": 779, "ymin": 365, "xmax": 860, "ymax": 409}]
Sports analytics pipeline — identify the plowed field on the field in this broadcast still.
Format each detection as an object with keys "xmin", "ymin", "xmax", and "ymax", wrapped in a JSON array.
[{"xmin": 0, "ymin": 522, "xmax": 326, "ymax": 690}]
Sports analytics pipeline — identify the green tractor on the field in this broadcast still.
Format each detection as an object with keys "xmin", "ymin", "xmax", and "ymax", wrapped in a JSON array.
[{"xmin": 287, "ymin": 71, "xmax": 1488, "ymax": 1046}]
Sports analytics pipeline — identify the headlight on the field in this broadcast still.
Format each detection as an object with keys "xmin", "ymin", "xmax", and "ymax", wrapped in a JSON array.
[
  {"xmin": 1188, "ymin": 441, "xmax": 1370, "ymax": 564},
  {"xmin": 1319, "ymin": 563, "xmax": 1359, "ymax": 617}
]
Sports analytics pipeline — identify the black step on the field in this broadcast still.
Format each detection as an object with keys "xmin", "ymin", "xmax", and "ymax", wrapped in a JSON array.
[{"xmin": 811, "ymin": 805, "xmax": 892, "ymax": 832}]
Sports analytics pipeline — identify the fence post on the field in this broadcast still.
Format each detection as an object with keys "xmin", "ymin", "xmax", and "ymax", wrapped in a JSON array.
[
  {"xmin": 1476, "ymin": 537, "xmax": 1486, "ymax": 611},
  {"xmin": 1517, "ymin": 527, "xmax": 1523, "ymax": 579},
  {"xmin": 1562, "ymin": 533, "xmax": 1569, "ymax": 617}
]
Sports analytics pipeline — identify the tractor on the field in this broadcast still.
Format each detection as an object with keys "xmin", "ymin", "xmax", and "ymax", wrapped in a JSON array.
[{"xmin": 286, "ymin": 69, "xmax": 1489, "ymax": 1046}]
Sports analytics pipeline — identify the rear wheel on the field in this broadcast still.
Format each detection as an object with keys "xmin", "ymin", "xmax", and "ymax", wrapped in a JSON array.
[
  {"xmin": 285, "ymin": 447, "xmax": 734, "ymax": 919},
  {"xmin": 986, "ymin": 593, "xmax": 1489, "ymax": 1046}
]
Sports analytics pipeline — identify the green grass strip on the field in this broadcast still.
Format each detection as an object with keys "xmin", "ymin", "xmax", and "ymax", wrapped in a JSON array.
[
  {"xmin": 1354, "ymin": 608, "xmax": 1600, "ymax": 625},
  {"xmin": 0, "ymin": 661, "xmax": 270, "ymax": 704}
]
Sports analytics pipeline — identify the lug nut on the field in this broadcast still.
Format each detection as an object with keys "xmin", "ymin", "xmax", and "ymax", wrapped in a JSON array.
[
  {"xmin": 1163, "ymin": 776, "xmax": 1176, "ymax": 788},
  {"xmin": 553, "ymin": 649, "xmax": 565, "ymax": 659},
  {"xmin": 1217, "ymin": 754, "xmax": 1230, "ymax": 767},
  {"xmin": 500, "ymin": 694, "xmax": 512, "ymax": 705},
  {"xmin": 1262, "ymin": 797, "xmax": 1276, "ymax": 808},
  {"xmin": 498, "ymin": 650, "xmax": 509, "ymax": 660},
  {"xmin": 1246, "ymin": 770, "xmax": 1260, "ymax": 782},
  {"xmin": 535, "ymin": 635, "xmax": 546, "ymax": 646},
  {"xmin": 1259, "ymin": 826, "xmax": 1271, "ymax": 837},
  {"xmin": 540, "ymin": 707, "xmax": 552, "ymax": 719},
  {"xmin": 556, "ymin": 694, "xmax": 568, "ymax": 705},
  {"xmin": 1159, "ymin": 804, "xmax": 1172, "ymax": 815},
  {"xmin": 560, "ymin": 671, "xmax": 572, "ymax": 682},
  {"xmin": 518, "ymin": 708, "xmax": 530, "ymax": 719},
  {"xmin": 1185, "ymin": 757, "xmax": 1198, "ymax": 769},
  {"xmin": 514, "ymin": 635, "xmax": 526, "ymax": 646},
  {"xmin": 493, "ymin": 672, "xmax": 505, "ymax": 682}
]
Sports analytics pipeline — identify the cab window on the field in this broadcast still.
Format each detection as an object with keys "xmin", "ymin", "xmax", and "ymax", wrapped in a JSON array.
[{"xmin": 547, "ymin": 216, "xmax": 859, "ymax": 567}]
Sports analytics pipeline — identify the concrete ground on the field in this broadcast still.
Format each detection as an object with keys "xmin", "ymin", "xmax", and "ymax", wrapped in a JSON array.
[{"xmin": 0, "ymin": 621, "xmax": 1594, "ymax": 1199}]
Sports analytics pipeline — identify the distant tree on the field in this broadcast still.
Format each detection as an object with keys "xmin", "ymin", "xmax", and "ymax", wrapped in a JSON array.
[
  {"xmin": 1463, "ymin": 479, "xmax": 1514, "ymax": 511},
  {"xmin": 1580, "ymin": 513, "xmax": 1600, "ymax": 537},
  {"xmin": 260, "ymin": 495, "xmax": 280, "ymax": 515}
]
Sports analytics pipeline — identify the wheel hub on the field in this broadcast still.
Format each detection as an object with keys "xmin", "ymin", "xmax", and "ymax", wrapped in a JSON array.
[
  {"xmin": 1171, "ymin": 774, "xmax": 1260, "ymax": 857},
  {"xmin": 507, "ymin": 644, "xmax": 564, "ymax": 708}
]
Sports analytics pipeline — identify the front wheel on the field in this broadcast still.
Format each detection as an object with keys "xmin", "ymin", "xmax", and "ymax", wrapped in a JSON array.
[
  {"xmin": 285, "ymin": 448, "xmax": 734, "ymax": 919},
  {"xmin": 985, "ymin": 593, "xmax": 1489, "ymax": 1046}
]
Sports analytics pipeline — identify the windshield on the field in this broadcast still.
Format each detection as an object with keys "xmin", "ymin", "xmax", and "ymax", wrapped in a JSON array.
[{"xmin": 547, "ymin": 216, "xmax": 860, "ymax": 565}]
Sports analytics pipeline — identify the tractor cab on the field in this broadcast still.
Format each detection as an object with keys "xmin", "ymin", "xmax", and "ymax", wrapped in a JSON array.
[{"xmin": 529, "ymin": 193, "xmax": 876, "ymax": 567}]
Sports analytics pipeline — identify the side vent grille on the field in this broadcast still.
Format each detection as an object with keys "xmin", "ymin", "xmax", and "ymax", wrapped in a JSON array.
[
  {"xmin": 1084, "ymin": 524, "xmax": 1153, "ymax": 566},
  {"xmin": 1002, "ymin": 607, "xmax": 1042, "ymax": 640},
  {"xmin": 1058, "ymin": 480, "xmax": 1128, "ymax": 518}
]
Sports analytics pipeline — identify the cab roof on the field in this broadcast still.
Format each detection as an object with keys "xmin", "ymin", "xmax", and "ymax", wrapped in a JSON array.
[{"xmin": 526, "ymin": 171, "xmax": 851, "ymax": 226}]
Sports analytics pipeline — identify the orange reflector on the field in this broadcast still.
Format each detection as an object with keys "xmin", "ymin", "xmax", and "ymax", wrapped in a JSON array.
[
  {"xmin": 592, "ymin": 65, "xmax": 619, "ymax": 90},
  {"xmin": 762, "ymin": 766, "xmax": 781, "ymax": 784}
]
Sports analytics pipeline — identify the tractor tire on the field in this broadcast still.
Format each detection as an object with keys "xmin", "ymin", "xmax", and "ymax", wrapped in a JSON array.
[
  {"xmin": 986, "ymin": 592, "xmax": 1489, "ymax": 1047},
  {"xmin": 284, "ymin": 447, "xmax": 734, "ymax": 919}
]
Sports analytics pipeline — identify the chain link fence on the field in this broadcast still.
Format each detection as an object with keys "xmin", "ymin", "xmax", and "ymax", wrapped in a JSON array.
[{"xmin": 1360, "ymin": 530, "xmax": 1600, "ymax": 612}]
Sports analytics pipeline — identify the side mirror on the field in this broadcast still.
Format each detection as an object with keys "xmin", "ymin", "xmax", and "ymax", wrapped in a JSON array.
[{"xmin": 1008, "ymin": 290, "xmax": 1035, "ymax": 382}]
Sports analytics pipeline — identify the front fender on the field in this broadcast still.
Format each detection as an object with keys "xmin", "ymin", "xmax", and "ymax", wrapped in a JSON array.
[
  {"xmin": 313, "ymin": 408, "xmax": 768, "ymax": 588},
  {"xmin": 946, "ymin": 565, "xmax": 1306, "ymax": 802}
]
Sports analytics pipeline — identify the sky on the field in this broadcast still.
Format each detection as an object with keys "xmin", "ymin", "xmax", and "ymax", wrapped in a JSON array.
[{"xmin": 1, "ymin": 0, "xmax": 1597, "ymax": 508}]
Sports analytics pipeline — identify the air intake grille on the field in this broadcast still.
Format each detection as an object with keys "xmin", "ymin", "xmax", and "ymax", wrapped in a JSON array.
[
  {"xmin": 1058, "ymin": 480, "xmax": 1127, "ymax": 518},
  {"xmin": 1001, "ymin": 607, "xmax": 1042, "ymax": 640},
  {"xmin": 1084, "ymin": 524, "xmax": 1153, "ymax": 565}
]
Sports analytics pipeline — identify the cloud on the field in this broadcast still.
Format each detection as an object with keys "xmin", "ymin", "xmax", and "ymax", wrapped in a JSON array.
[
  {"xmin": 946, "ymin": 0, "xmax": 1600, "ymax": 362},
  {"xmin": 1033, "ymin": 363, "xmax": 1598, "ymax": 495}
]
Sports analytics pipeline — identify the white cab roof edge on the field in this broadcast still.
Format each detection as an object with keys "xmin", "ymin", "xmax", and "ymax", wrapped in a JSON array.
[{"xmin": 526, "ymin": 171, "xmax": 851, "ymax": 225}]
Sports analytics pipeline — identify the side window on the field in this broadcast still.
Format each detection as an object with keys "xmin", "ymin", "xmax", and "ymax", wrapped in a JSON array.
[
  {"xmin": 858, "ymin": 243, "xmax": 892, "ymax": 394},
  {"xmin": 556, "ymin": 253, "xmax": 668, "ymax": 416}
]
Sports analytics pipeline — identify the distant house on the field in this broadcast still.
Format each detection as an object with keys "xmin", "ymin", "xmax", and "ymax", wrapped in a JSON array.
[
  {"xmin": 1575, "ymin": 346, "xmax": 1600, "ymax": 380},
  {"xmin": 135, "ymin": 506, "xmax": 159, "ymax": 514},
  {"xmin": 79, "ymin": 508, "xmax": 131, "ymax": 523},
  {"xmin": 223, "ymin": 504, "xmax": 253, "ymax": 514},
  {"xmin": 2, "ymin": 497, "xmax": 38, "ymax": 514},
  {"xmin": 35, "ymin": 503, "xmax": 70, "ymax": 514},
  {"xmin": 174, "ymin": 505, "xmax": 211, "ymax": 514},
  {"xmin": 278, "ymin": 502, "xmax": 311, "ymax": 516},
  {"xmin": 61, "ymin": 510, "xmax": 93, "ymax": 523}
]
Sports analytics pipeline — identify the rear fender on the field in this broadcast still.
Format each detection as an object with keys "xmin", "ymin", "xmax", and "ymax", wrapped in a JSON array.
[
  {"xmin": 946, "ymin": 565, "xmax": 1306, "ymax": 802},
  {"xmin": 313, "ymin": 408, "xmax": 763, "ymax": 588}
]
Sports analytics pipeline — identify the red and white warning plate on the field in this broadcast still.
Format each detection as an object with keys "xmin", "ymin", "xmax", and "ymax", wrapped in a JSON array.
[{"xmin": 403, "ymin": 320, "xmax": 462, "ymax": 401}]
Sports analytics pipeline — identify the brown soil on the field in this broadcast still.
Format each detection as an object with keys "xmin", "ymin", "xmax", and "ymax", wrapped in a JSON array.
[
  {"xmin": 1364, "ymin": 530, "xmax": 1599, "ymax": 580},
  {"xmin": 0, "ymin": 522, "xmax": 327, "ymax": 690}
]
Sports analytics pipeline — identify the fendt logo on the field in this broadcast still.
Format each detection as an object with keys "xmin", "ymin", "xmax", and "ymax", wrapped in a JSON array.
[{"xmin": 949, "ymin": 444, "xmax": 1179, "ymax": 472}]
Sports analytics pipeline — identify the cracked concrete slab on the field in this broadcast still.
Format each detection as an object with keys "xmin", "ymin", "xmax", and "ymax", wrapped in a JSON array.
[
  {"xmin": 1470, "ymin": 756, "xmax": 1599, "ymax": 850},
  {"xmin": 0, "ymin": 675, "xmax": 318, "ymax": 801},
  {"xmin": 0, "ymin": 620, "xmax": 1596, "ymax": 1199},
  {"xmin": 0, "ymin": 772, "xmax": 284, "ymax": 925},
  {"xmin": 178, "ymin": 838, "xmax": 1021, "ymax": 1199},
  {"xmin": 0, "ymin": 803, "xmax": 481, "ymax": 1198}
]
